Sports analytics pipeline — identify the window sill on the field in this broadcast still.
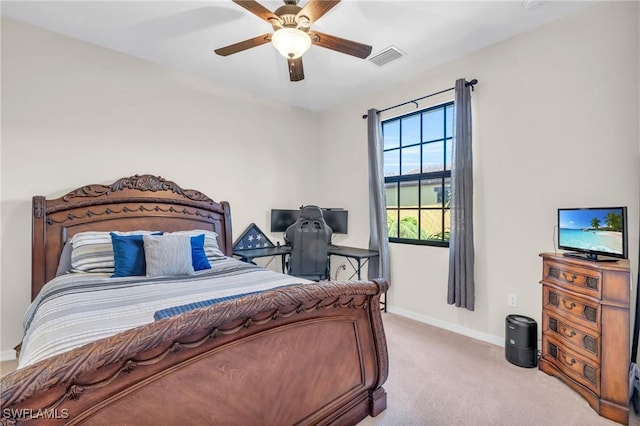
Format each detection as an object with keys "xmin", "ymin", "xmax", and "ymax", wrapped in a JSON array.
[{"xmin": 388, "ymin": 238, "xmax": 449, "ymax": 248}]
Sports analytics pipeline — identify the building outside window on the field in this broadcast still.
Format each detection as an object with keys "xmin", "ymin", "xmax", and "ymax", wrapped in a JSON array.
[{"xmin": 383, "ymin": 101, "xmax": 453, "ymax": 246}]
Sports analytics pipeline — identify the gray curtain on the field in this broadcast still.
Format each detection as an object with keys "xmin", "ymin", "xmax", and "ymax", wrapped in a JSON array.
[
  {"xmin": 367, "ymin": 109, "xmax": 391, "ymax": 284},
  {"xmin": 447, "ymin": 79, "xmax": 475, "ymax": 310}
]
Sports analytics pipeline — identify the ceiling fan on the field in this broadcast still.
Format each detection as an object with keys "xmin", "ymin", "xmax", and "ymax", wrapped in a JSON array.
[{"xmin": 214, "ymin": 0, "xmax": 373, "ymax": 82}]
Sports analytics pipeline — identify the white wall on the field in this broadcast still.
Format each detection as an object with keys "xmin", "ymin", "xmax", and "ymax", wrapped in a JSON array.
[
  {"xmin": 318, "ymin": 1, "xmax": 640, "ymax": 344},
  {"xmin": 0, "ymin": 18, "xmax": 321, "ymax": 354},
  {"xmin": 1, "ymin": 1, "xmax": 638, "ymax": 356}
]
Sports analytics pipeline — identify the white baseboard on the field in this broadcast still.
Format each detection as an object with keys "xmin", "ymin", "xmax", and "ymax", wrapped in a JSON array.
[
  {"xmin": 1, "ymin": 349, "xmax": 17, "ymax": 362},
  {"xmin": 386, "ymin": 305, "xmax": 504, "ymax": 347}
]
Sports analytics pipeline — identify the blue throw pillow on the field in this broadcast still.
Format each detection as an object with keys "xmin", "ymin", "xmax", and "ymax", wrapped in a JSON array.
[
  {"xmin": 191, "ymin": 234, "xmax": 211, "ymax": 271},
  {"xmin": 111, "ymin": 233, "xmax": 159, "ymax": 277}
]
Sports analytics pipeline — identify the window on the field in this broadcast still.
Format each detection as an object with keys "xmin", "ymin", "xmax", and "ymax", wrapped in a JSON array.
[{"xmin": 383, "ymin": 102, "xmax": 453, "ymax": 246}]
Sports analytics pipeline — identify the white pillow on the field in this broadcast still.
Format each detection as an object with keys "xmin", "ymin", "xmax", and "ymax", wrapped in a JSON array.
[{"xmin": 143, "ymin": 234, "xmax": 195, "ymax": 277}]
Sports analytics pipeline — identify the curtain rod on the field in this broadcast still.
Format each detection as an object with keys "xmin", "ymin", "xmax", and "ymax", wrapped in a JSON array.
[{"xmin": 361, "ymin": 79, "xmax": 477, "ymax": 119}]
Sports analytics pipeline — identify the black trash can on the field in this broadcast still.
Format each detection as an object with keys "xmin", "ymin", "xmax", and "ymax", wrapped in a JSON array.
[{"xmin": 505, "ymin": 314, "xmax": 537, "ymax": 368}]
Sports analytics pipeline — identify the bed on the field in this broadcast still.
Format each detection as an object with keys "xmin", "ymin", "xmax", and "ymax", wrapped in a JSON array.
[{"xmin": 0, "ymin": 174, "xmax": 388, "ymax": 425}]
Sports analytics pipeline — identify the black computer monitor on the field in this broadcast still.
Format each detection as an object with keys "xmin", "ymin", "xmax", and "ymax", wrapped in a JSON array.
[
  {"xmin": 322, "ymin": 209, "xmax": 348, "ymax": 234},
  {"xmin": 270, "ymin": 208, "xmax": 348, "ymax": 234},
  {"xmin": 270, "ymin": 209, "xmax": 299, "ymax": 233}
]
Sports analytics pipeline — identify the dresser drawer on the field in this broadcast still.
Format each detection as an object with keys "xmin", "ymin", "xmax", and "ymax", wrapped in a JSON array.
[
  {"xmin": 539, "ymin": 253, "xmax": 631, "ymax": 424},
  {"xmin": 543, "ymin": 260, "xmax": 601, "ymax": 298},
  {"xmin": 543, "ymin": 335, "xmax": 600, "ymax": 395},
  {"xmin": 542, "ymin": 309, "xmax": 600, "ymax": 362},
  {"xmin": 543, "ymin": 286, "xmax": 600, "ymax": 331}
]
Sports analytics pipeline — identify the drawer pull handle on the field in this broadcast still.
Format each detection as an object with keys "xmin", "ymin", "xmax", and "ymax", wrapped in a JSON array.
[
  {"xmin": 561, "ymin": 326, "xmax": 576, "ymax": 338},
  {"xmin": 562, "ymin": 299, "xmax": 576, "ymax": 310},
  {"xmin": 562, "ymin": 272, "xmax": 577, "ymax": 283},
  {"xmin": 561, "ymin": 354, "xmax": 576, "ymax": 366}
]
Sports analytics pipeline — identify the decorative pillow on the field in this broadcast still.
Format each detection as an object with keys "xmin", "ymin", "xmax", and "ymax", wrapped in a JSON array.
[
  {"xmin": 70, "ymin": 230, "xmax": 159, "ymax": 273},
  {"xmin": 111, "ymin": 233, "xmax": 156, "ymax": 277},
  {"xmin": 190, "ymin": 234, "xmax": 211, "ymax": 271},
  {"xmin": 56, "ymin": 241, "xmax": 73, "ymax": 276},
  {"xmin": 70, "ymin": 231, "xmax": 116, "ymax": 273},
  {"xmin": 143, "ymin": 234, "xmax": 195, "ymax": 277},
  {"xmin": 167, "ymin": 230, "xmax": 226, "ymax": 262}
]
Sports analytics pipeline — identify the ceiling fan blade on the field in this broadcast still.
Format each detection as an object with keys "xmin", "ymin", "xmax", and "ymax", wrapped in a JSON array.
[
  {"xmin": 296, "ymin": 0, "xmax": 340, "ymax": 24},
  {"xmin": 288, "ymin": 57, "xmax": 304, "ymax": 82},
  {"xmin": 232, "ymin": 0, "xmax": 280, "ymax": 23},
  {"xmin": 214, "ymin": 33, "xmax": 272, "ymax": 56},
  {"xmin": 310, "ymin": 31, "xmax": 372, "ymax": 59}
]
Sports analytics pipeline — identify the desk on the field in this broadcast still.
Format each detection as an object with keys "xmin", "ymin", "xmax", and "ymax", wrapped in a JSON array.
[
  {"xmin": 232, "ymin": 245, "xmax": 379, "ymax": 279},
  {"xmin": 233, "ymin": 245, "xmax": 385, "ymax": 311},
  {"xmin": 328, "ymin": 246, "xmax": 384, "ymax": 312},
  {"xmin": 233, "ymin": 245, "xmax": 291, "ymax": 273},
  {"xmin": 328, "ymin": 246, "xmax": 379, "ymax": 280}
]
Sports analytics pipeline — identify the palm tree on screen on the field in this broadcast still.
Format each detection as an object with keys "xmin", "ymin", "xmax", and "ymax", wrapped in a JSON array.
[{"xmin": 605, "ymin": 211, "xmax": 622, "ymax": 232}]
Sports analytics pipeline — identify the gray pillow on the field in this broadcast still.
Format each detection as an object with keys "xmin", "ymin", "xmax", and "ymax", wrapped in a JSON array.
[
  {"xmin": 56, "ymin": 241, "xmax": 73, "ymax": 276},
  {"xmin": 143, "ymin": 234, "xmax": 195, "ymax": 278},
  {"xmin": 166, "ymin": 230, "xmax": 226, "ymax": 261}
]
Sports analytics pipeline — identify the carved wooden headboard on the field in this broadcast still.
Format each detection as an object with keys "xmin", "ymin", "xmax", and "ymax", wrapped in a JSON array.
[{"xmin": 32, "ymin": 174, "xmax": 232, "ymax": 300}]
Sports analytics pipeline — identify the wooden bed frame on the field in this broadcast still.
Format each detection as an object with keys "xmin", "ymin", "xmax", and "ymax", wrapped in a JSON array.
[{"xmin": 1, "ymin": 174, "xmax": 388, "ymax": 425}]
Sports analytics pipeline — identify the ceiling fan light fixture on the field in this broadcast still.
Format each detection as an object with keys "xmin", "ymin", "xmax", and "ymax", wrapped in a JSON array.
[{"xmin": 271, "ymin": 28, "xmax": 311, "ymax": 59}]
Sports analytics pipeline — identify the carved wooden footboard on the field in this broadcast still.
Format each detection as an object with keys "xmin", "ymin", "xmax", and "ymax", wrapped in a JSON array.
[
  {"xmin": 1, "ymin": 279, "xmax": 388, "ymax": 425},
  {"xmin": 1, "ymin": 175, "xmax": 389, "ymax": 425}
]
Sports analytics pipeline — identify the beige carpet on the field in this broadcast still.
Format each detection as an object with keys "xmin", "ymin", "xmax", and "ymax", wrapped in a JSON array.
[{"xmin": 361, "ymin": 313, "xmax": 639, "ymax": 426}]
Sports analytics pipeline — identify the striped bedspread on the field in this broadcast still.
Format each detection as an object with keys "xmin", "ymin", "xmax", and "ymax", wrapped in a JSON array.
[{"xmin": 19, "ymin": 257, "xmax": 309, "ymax": 368}]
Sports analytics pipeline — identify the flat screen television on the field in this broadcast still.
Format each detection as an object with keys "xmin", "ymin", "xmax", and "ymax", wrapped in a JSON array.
[
  {"xmin": 557, "ymin": 207, "xmax": 628, "ymax": 261},
  {"xmin": 270, "ymin": 208, "xmax": 348, "ymax": 234}
]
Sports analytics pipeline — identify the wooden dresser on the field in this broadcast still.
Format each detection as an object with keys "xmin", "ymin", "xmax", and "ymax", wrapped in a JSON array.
[{"xmin": 539, "ymin": 252, "xmax": 630, "ymax": 425}]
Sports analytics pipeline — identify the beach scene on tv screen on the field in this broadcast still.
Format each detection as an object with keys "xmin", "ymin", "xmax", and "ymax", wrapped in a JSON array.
[{"xmin": 559, "ymin": 208, "xmax": 624, "ymax": 255}]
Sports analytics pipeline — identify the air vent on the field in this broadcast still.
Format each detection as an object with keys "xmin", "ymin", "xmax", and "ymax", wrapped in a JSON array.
[{"xmin": 369, "ymin": 46, "xmax": 404, "ymax": 67}]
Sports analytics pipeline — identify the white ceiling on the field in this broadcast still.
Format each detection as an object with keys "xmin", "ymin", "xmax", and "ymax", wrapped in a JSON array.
[{"xmin": 1, "ymin": 1, "xmax": 596, "ymax": 112}]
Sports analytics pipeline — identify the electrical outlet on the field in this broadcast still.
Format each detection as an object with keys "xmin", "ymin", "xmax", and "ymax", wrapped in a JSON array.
[{"xmin": 508, "ymin": 293, "xmax": 518, "ymax": 307}]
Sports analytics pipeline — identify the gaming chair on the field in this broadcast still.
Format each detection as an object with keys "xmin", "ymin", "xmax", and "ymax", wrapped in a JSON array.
[{"xmin": 284, "ymin": 205, "xmax": 333, "ymax": 281}]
